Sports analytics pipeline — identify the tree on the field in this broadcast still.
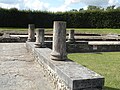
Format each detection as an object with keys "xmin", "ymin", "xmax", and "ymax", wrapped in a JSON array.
[
  {"xmin": 70, "ymin": 9, "xmax": 78, "ymax": 12},
  {"xmin": 106, "ymin": 5, "xmax": 115, "ymax": 11},
  {"xmin": 87, "ymin": 5, "xmax": 102, "ymax": 11},
  {"xmin": 79, "ymin": 8, "xmax": 84, "ymax": 12}
]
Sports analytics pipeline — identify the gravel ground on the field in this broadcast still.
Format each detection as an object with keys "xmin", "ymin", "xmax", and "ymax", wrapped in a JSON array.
[{"xmin": 0, "ymin": 43, "xmax": 54, "ymax": 90}]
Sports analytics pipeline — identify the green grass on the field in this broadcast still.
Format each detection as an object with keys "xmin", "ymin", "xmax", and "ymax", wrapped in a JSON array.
[
  {"xmin": 1, "ymin": 28, "xmax": 120, "ymax": 34},
  {"xmin": 68, "ymin": 28, "xmax": 120, "ymax": 34},
  {"xmin": 68, "ymin": 52, "xmax": 120, "ymax": 90},
  {"xmin": 0, "ymin": 28, "xmax": 27, "ymax": 31}
]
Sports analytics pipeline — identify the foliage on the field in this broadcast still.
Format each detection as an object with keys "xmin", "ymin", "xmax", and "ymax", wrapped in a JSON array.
[
  {"xmin": 87, "ymin": 5, "xmax": 103, "ymax": 11},
  {"xmin": 0, "ymin": 7, "xmax": 120, "ymax": 28}
]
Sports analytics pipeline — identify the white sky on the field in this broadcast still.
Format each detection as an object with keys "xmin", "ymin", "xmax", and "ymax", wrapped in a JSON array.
[{"xmin": 0, "ymin": 0, "xmax": 120, "ymax": 12}]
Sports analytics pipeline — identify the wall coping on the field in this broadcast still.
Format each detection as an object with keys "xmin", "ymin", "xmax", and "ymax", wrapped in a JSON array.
[{"xmin": 88, "ymin": 41, "xmax": 120, "ymax": 45}]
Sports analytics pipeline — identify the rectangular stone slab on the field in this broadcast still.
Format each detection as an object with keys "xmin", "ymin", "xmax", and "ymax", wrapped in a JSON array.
[{"xmin": 26, "ymin": 42, "xmax": 104, "ymax": 90}]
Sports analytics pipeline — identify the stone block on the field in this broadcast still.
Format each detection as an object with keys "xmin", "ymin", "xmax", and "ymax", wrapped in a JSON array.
[{"xmin": 26, "ymin": 42, "xmax": 104, "ymax": 90}]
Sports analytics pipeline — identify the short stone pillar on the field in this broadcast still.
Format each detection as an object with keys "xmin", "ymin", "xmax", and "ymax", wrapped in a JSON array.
[
  {"xmin": 35, "ymin": 28, "xmax": 45, "ymax": 48},
  {"xmin": 51, "ymin": 21, "xmax": 67, "ymax": 61},
  {"xmin": 27, "ymin": 24, "xmax": 35, "ymax": 42},
  {"xmin": 67, "ymin": 29, "xmax": 75, "ymax": 43}
]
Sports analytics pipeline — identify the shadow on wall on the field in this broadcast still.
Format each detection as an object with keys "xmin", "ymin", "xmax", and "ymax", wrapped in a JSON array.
[{"xmin": 104, "ymin": 87, "xmax": 120, "ymax": 90}]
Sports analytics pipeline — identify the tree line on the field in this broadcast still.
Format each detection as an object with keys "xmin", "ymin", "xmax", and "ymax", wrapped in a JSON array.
[{"xmin": 0, "ymin": 5, "xmax": 120, "ymax": 28}]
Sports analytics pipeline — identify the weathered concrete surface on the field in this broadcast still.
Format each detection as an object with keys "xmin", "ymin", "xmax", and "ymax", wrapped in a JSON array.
[
  {"xmin": 0, "ymin": 43, "xmax": 54, "ymax": 90},
  {"xmin": 88, "ymin": 41, "xmax": 120, "ymax": 45}
]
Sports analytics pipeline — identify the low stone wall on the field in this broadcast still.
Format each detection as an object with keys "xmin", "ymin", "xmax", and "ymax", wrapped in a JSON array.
[
  {"xmin": 1, "ymin": 35, "xmax": 120, "ymax": 53},
  {"xmin": 67, "ymin": 41, "xmax": 120, "ymax": 53},
  {"xmin": 45, "ymin": 41, "xmax": 120, "ymax": 53},
  {"xmin": 0, "ymin": 36, "xmax": 20, "ymax": 42},
  {"xmin": 0, "ymin": 35, "xmax": 52, "ymax": 43},
  {"xmin": 26, "ymin": 42, "xmax": 104, "ymax": 90},
  {"xmin": 67, "ymin": 44, "xmax": 120, "ymax": 53}
]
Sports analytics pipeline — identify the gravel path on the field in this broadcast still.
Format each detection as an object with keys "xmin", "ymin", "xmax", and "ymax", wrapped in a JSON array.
[{"xmin": 0, "ymin": 43, "xmax": 54, "ymax": 90}]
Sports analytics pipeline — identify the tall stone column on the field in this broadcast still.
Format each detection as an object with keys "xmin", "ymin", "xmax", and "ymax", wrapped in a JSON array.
[
  {"xmin": 51, "ymin": 21, "xmax": 67, "ymax": 61},
  {"xmin": 27, "ymin": 24, "xmax": 35, "ymax": 42},
  {"xmin": 67, "ymin": 29, "xmax": 75, "ymax": 43},
  {"xmin": 35, "ymin": 28, "xmax": 45, "ymax": 48}
]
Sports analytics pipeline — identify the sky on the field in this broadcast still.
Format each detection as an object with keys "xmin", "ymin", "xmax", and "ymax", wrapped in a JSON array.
[{"xmin": 0, "ymin": 0, "xmax": 120, "ymax": 12}]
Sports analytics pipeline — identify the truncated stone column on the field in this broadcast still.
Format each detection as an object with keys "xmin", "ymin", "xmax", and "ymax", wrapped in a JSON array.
[
  {"xmin": 51, "ymin": 21, "xmax": 67, "ymax": 61},
  {"xmin": 35, "ymin": 28, "xmax": 45, "ymax": 48},
  {"xmin": 67, "ymin": 29, "xmax": 75, "ymax": 43},
  {"xmin": 27, "ymin": 24, "xmax": 35, "ymax": 42}
]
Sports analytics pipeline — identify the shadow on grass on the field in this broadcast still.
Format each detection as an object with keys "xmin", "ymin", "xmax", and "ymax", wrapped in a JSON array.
[{"xmin": 104, "ymin": 86, "xmax": 120, "ymax": 90}]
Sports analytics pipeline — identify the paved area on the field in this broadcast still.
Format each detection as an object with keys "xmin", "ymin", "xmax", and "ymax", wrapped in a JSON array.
[
  {"xmin": 0, "ymin": 43, "xmax": 54, "ymax": 90},
  {"xmin": 88, "ymin": 41, "xmax": 120, "ymax": 45}
]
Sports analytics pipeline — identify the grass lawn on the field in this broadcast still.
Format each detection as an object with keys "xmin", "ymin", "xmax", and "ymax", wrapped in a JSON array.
[
  {"xmin": 68, "ymin": 52, "xmax": 120, "ymax": 90},
  {"xmin": 0, "ymin": 27, "xmax": 27, "ymax": 31},
  {"xmin": 73, "ymin": 28, "xmax": 120, "ymax": 34},
  {"xmin": 1, "ymin": 28, "xmax": 120, "ymax": 34}
]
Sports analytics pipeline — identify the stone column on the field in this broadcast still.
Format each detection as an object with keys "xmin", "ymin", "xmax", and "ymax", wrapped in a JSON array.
[
  {"xmin": 35, "ymin": 28, "xmax": 45, "ymax": 48},
  {"xmin": 27, "ymin": 24, "xmax": 35, "ymax": 42},
  {"xmin": 51, "ymin": 21, "xmax": 67, "ymax": 61},
  {"xmin": 67, "ymin": 29, "xmax": 75, "ymax": 43}
]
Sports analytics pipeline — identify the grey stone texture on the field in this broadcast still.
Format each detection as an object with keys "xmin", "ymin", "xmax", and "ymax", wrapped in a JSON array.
[
  {"xmin": 35, "ymin": 40, "xmax": 120, "ymax": 53},
  {"xmin": 0, "ymin": 43, "xmax": 54, "ymax": 90},
  {"xmin": 67, "ymin": 30, "xmax": 75, "ymax": 43},
  {"xmin": 51, "ymin": 21, "xmax": 67, "ymax": 61},
  {"xmin": 66, "ymin": 41, "xmax": 120, "ymax": 53},
  {"xmin": 35, "ymin": 28, "xmax": 45, "ymax": 48},
  {"xmin": 26, "ymin": 42, "xmax": 104, "ymax": 90},
  {"xmin": 27, "ymin": 24, "xmax": 35, "ymax": 42},
  {"xmin": 0, "ymin": 33, "xmax": 20, "ymax": 42}
]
